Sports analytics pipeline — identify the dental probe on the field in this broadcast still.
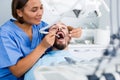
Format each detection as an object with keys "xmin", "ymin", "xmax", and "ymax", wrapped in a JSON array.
[{"xmin": 40, "ymin": 31, "xmax": 60, "ymax": 38}]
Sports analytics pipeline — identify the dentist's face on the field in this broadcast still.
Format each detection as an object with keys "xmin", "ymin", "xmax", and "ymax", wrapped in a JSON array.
[
  {"xmin": 17, "ymin": 0, "xmax": 43, "ymax": 25},
  {"xmin": 49, "ymin": 23, "xmax": 70, "ymax": 50}
]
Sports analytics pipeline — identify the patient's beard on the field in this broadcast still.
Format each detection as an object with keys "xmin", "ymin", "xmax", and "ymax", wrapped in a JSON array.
[{"xmin": 53, "ymin": 41, "xmax": 66, "ymax": 50}]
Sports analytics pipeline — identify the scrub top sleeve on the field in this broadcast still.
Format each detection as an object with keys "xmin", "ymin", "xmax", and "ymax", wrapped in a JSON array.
[{"xmin": 0, "ymin": 32, "xmax": 23, "ymax": 68}]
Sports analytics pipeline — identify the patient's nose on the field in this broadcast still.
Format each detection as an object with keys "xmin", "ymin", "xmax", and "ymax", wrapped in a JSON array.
[{"xmin": 58, "ymin": 28, "xmax": 62, "ymax": 31}]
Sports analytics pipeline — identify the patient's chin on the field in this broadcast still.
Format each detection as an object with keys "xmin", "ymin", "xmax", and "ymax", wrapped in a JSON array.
[{"xmin": 53, "ymin": 44, "xmax": 66, "ymax": 50}]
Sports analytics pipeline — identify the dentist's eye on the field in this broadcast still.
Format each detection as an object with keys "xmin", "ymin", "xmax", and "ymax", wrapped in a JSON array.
[{"xmin": 31, "ymin": 8, "xmax": 37, "ymax": 12}]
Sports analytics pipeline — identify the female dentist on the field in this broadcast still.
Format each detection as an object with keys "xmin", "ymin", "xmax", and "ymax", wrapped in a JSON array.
[{"xmin": 0, "ymin": 0, "xmax": 81, "ymax": 80}]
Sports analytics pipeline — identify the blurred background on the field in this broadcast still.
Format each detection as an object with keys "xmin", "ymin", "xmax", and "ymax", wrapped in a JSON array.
[{"xmin": 0, "ymin": 0, "xmax": 119, "ymax": 46}]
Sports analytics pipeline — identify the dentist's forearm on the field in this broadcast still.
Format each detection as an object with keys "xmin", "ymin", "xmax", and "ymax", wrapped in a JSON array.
[{"xmin": 9, "ymin": 44, "xmax": 47, "ymax": 77}]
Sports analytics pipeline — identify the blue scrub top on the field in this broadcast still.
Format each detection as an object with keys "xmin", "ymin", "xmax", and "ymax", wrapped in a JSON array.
[{"xmin": 0, "ymin": 19, "xmax": 48, "ymax": 80}]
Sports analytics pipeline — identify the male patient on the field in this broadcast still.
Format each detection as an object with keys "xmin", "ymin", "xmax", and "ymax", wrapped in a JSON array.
[{"xmin": 24, "ymin": 22, "xmax": 79, "ymax": 80}]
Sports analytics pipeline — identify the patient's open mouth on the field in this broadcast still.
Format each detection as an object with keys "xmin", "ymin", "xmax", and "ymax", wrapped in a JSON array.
[{"xmin": 56, "ymin": 31, "xmax": 65, "ymax": 39}]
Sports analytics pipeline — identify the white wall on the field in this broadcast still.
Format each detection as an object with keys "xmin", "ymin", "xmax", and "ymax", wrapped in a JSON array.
[{"xmin": 0, "ymin": 0, "xmax": 12, "ymax": 25}]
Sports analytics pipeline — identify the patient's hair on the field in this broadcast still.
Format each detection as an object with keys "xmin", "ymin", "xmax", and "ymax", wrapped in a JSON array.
[
  {"xmin": 67, "ymin": 26, "xmax": 74, "ymax": 32},
  {"xmin": 12, "ymin": 0, "xmax": 28, "ymax": 24}
]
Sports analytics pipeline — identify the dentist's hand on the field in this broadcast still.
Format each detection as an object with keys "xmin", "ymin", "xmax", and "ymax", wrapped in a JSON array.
[{"xmin": 40, "ymin": 30, "xmax": 56, "ymax": 49}]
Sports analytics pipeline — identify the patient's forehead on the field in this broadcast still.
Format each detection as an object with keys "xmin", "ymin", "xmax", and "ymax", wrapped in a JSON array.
[{"xmin": 50, "ymin": 23, "xmax": 67, "ymax": 28}]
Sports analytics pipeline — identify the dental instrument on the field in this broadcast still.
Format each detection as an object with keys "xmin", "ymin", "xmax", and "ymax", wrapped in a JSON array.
[{"xmin": 40, "ymin": 30, "xmax": 60, "ymax": 38}]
